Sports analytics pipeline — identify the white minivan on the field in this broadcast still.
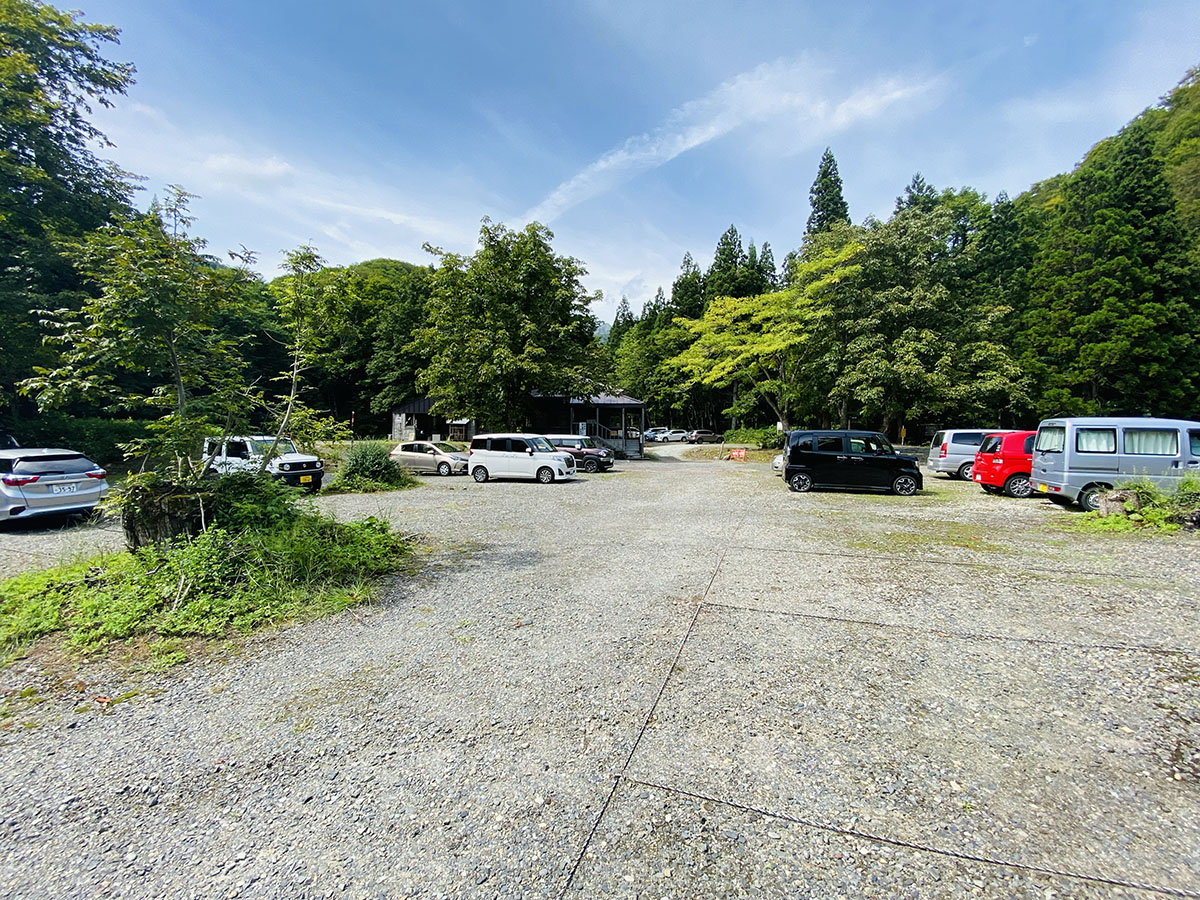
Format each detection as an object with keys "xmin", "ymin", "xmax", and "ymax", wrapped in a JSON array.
[
  {"xmin": 468, "ymin": 433, "xmax": 577, "ymax": 483},
  {"xmin": 1031, "ymin": 416, "xmax": 1200, "ymax": 510}
]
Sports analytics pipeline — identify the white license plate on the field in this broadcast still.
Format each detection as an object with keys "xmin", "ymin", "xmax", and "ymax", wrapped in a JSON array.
[{"xmin": 51, "ymin": 483, "xmax": 79, "ymax": 495}]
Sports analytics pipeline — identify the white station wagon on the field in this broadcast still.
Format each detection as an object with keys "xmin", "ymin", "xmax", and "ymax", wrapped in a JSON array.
[{"xmin": 467, "ymin": 434, "xmax": 576, "ymax": 483}]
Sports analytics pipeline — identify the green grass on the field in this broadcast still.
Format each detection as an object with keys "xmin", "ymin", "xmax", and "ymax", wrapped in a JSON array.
[
  {"xmin": 0, "ymin": 511, "xmax": 412, "ymax": 664},
  {"xmin": 1063, "ymin": 474, "xmax": 1200, "ymax": 536}
]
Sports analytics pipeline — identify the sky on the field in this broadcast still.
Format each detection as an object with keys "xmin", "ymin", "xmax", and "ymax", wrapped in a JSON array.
[{"xmin": 80, "ymin": 0, "xmax": 1200, "ymax": 323}]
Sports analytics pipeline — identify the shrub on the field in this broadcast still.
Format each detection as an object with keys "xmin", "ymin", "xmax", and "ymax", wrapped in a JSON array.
[
  {"xmin": 723, "ymin": 426, "xmax": 784, "ymax": 449},
  {"xmin": 207, "ymin": 471, "xmax": 300, "ymax": 532},
  {"xmin": 325, "ymin": 441, "xmax": 417, "ymax": 493}
]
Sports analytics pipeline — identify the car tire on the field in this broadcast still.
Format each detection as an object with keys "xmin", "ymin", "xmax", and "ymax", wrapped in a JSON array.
[
  {"xmin": 788, "ymin": 472, "xmax": 813, "ymax": 493},
  {"xmin": 892, "ymin": 475, "xmax": 919, "ymax": 496},
  {"xmin": 584, "ymin": 459, "xmax": 598, "ymax": 473},
  {"xmin": 472, "ymin": 466, "xmax": 489, "ymax": 483},
  {"xmin": 1004, "ymin": 473, "xmax": 1033, "ymax": 498},
  {"xmin": 537, "ymin": 466, "xmax": 554, "ymax": 484},
  {"xmin": 305, "ymin": 481, "xmax": 321, "ymax": 495},
  {"xmin": 437, "ymin": 461, "xmax": 452, "ymax": 476},
  {"xmin": 1078, "ymin": 485, "xmax": 1108, "ymax": 512},
  {"xmin": 957, "ymin": 462, "xmax": 973, "ymax": 480}
]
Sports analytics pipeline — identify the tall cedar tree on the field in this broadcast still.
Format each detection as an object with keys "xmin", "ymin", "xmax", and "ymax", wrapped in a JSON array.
[
  {"xmin": 805, "ymin": 148, "xmax": 851, "ymax": 235},
  {"xmin": 671, "ymin": 253, "xmax": 705, "ymax": 318},
  {"xmin": 1023, "ymin": 123, "xmax": 1199, "ymax": 418},
  {"xmin": 704, "ymin": 226, "xmax": 746, "ymax": 304},
  {"xmin": 608, "ymin": 296, "xmax": 635, "ymax": 349}
]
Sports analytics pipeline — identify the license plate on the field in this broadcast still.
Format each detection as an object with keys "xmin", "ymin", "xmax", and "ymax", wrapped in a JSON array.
[
  {"xmin": 974, "ymin": 474, "xmax": 981, "ymax": 481},
  {"xmin": 51, "ymin": 483, "xmax": 79, "ymax": 495},
  {"xmin": 1037, "ymin": 483, "xmax": 1048, "ymax": 492},
  {"xmin": 300, "ymin": 475, "xmax": 312, "ymax": 483}
]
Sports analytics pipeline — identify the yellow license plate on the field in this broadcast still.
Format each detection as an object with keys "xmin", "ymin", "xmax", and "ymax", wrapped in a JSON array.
[
  {"xmin": 300, "ymin": 475, "xmax": 312, "ymax": 483},
  {"xmin": 1037, "ymin": 483, "xmax": 1048, "ymax": 492}
]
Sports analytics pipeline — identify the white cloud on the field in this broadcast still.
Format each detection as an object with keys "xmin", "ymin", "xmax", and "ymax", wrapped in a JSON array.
[
  {"xmin": 201, "ymin": 152, "xmax": 294, "ymax": 182},
  {"xmin": 524, "ymin": 58, "xmax": 942, "ymax": 224}
]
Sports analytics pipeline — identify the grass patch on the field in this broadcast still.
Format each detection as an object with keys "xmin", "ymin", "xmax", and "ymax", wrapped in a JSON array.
[
  {"xmin": 1064, "ymin": 474, "xmax": 1200, "ymax": 536},
  {"xmin": 682, "ymin": 446, "xmax": 779, "ymax": 464},
  {"xmin": 0, "ymin": 507, "xmax": 413, "ymax": 664}
]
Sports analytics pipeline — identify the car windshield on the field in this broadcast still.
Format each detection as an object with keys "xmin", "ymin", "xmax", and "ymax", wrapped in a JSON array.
[
  {"xmin": 434, "ymin": 442, "xmax": 459, "ymax": 453},
  {"xmin": 579, "ymin": 437, "xmax": 597, "ymax": 448},
  {"xmin": 1035, "ymin": 427, "xmax": 1065, "ymax": 452},
  {"xmin": 529, "ymin": 436, "xmax": 557, "ymax": 452},
  {"xmin": 249, "ymin": 438, "xmax": 298, "ymax": 456}
]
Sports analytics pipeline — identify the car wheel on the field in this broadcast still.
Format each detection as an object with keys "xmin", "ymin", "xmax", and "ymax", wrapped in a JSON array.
[
  {"xmin": 1004, "ymin": 473, "xmax": 1033, "ymax": 498},
  {"xmin": 787, "ymin": 472, "xmax": 813, "ymax": 493},
  {"xmin": 584, "ymin": 459, "xmax": 598, "ymax": 473},
  {"xmin": 537, "ymin": 466, "xmax": 554, "ymax": 484},
  {"xmin": 892, "ymin": 475, "xmax": 919, "ymax": 496},
  {"xmin": 957, "ymin": 462, "xmax": 974, "ymax": 480},
  {"xmin": 305, "ymin": 481, "xmax": 321, "ymax": 495},
  {"xmin": 472, "ymin": 466, "xmax": 489, "ymax": 483},
  {"xmin": 1078, "ymin": 485, "xmax": 1108, "ymax": 512},
  {"xmin": 437, "ymin": 461, "xmax": 452, "ymax": 476}
]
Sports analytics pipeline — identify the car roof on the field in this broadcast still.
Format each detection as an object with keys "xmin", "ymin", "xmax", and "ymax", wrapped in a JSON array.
[
  {"xmin": 473, "ymin": 432, "xmax": 546, "ymax": 439},
  {"xmin": 0, "ymin": 447, "xmax": 84, "ymax": 459},
  {"xmin": 1037, "ymin": 417, "xmax": 1200, "ymax": 428}
]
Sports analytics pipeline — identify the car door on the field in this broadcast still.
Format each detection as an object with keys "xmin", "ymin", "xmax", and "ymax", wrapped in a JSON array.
[
  {"xmin": 847, "ymin": 434, "xmax": 892, "ymax": 488},
  {"xmin": 810, "ymin": 433, "xmax": 849, "ymax": 486},
  {"xmin": 1120, "ymin": 426, "xmax": 1182, "ymax": 484},
  {"xmin": 510, "ymin": 437, "xmax": 537, "ymax": 478},
  {"xmin": 395, "ymin": 442, "xmax": 427, "ymax": 473}
]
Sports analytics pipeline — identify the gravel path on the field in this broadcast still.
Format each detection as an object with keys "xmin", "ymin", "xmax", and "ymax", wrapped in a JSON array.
[{"xmin": 1, "ymin": 457, "xmax": 1198, "ymax": 899}]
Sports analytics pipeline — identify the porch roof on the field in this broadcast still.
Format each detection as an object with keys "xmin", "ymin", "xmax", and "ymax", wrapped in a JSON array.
[{"xmin": 569, "ymin": 392, "xmax": 645, "ymax": 408}]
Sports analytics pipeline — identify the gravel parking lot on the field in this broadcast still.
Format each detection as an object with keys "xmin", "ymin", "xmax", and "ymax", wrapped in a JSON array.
[{"xmin": 1, "ymin": 453, "xmax": 1198, "ymax": 899}]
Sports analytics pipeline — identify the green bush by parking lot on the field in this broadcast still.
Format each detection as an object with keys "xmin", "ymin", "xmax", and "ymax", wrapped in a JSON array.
[
  {"xmin": 723, "ymin": 426, "xmax": 784, "ymax": 449},
  {"xmin": 323, "ymin": 441, "xmax": 418, "ymax": 493}
]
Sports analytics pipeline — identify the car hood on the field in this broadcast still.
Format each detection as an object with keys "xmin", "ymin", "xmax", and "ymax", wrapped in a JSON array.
[{"xmin": 266, "ymin": 452, "xmax": 321, "ymax": 465}]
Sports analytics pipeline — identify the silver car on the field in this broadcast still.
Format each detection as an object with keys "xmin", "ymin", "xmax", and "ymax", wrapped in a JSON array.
[
  {"xmin": 927, "ymin": 429, "xmax": 1014, "ymax": 479},
  {"xmin": 0, "ymin": 448, "xmax": 109, "ymax": 522},
  {"xmin": 390, "ymin": 440, "xmax": 468, "ymax": 475}
]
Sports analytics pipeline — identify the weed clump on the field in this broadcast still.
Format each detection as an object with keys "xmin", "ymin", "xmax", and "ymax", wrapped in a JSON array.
[
  {"xmin": 324, "ymin": 441, "xmax": 417, "ymax": 494},
  {"xmin": 1071, "ymin": 474, "xmax": 1200, "ymax": 534}
]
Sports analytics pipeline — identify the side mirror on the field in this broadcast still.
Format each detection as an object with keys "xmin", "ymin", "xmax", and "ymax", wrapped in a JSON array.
[
  {"xmin": 428, "ymin": 449, "xmax": 436, "ymax": 455},
  {"xmin": 527, "ymin": 448, "xmax": 535, "ymax": 456}
]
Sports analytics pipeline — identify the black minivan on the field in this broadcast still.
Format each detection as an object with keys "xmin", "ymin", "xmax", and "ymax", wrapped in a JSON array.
[{"xmin": 783, "ymin": 430, "xmax": 923, "ymax": 496}]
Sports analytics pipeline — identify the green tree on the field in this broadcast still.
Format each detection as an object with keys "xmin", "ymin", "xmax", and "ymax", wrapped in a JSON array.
[
  {"xmin": 704, "ymin": 225, "xmax": 746, "ymax": 304},
  {"xmin": 805, "ymin": 147, "xmax": 850, "ymax": 235},
  {"xmin": 608, "ymin": 295, "xmax": 635, "ymax": 350},
  {"xmin": 0, "ymin": 0, "xmax": 135, "ymax": 417},
  {"xmin": 1023, "ymin": 122, "xmax": 1199, "ymax": 417},
  {"xmin": 670, "ymin": 253, "xmax": 705, "ymax": 318},
  {"xmin": 413, "ymin": 220, "xmax": 603, "ymax": 430}
]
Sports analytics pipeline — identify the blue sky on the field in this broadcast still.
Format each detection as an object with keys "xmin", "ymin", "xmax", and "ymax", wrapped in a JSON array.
[{"xmin": 82, "ymin": 1, "xmax": 1200, "ymax": 322}]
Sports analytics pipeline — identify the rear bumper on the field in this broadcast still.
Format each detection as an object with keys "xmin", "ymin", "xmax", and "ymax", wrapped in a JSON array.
[{"xmin": 1031, "ymin": 478, "xmax": 1077, "ymax": 501}]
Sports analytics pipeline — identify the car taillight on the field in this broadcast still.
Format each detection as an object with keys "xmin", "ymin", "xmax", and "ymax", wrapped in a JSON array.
[
  {"xmin": 2, "ymin": 474, "xmax": 38, "ymax": 486},
  {"xmin": 938, "ymin": 442, "xmax": 947, "ymax": 458},
  {"xmin": 86, "ymin": 469, "xmax": 107, "ymax": 479},
  {"xmin": 468, "ymin": 449, "xmax": 473, "ymax": 455}
]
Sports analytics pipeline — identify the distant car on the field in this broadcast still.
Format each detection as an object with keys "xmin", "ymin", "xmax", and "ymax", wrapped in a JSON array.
[
  {"xmin": 202, "ymin": 435, "xmax": 324, "ymax": 492},
  {"xmin": 0, "ymin": 432, "xmax": 18, "ymax": 450},
  {"xmin": 973, "ymin": 431, "xmax": 1036, "ymax": 497},
  {"xmin": 772, "ymin": 453, "xmax": 784, "ymax": 476},
  {"xmin": 467, "ymin": 433, "xmax": 576, "ymax": 483},
  {"xmin": 687, "ymin": 429, "xmax": 721, "ymax": 444},
  {"xmin": 928, "ymin": 429, "xmax": 1018, "ymax": 480},
  {"xmin": 390, "ymin": 440, "xmax": 467, "ymax": 476},
  {"xmin": 545, "ymin": 434, "xmax": 615, "ymax": 473},
  {"xmin": 662, "ymin": 429, "xmax": 689, "ymax": 442},
  {"xmin": 1, "ymin": 448, "xmax": 108, "ymax": 522},
  {"xmin": 784, "ymin": 430, "xmax": 922, "ymax": 495},
  {"xmin": 644, "ymin": 427, "xmax": 669, "ymax": 442}
]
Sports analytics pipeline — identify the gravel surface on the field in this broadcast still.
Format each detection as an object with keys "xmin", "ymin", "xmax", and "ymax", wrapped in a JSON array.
[
  {"xmin": 1, "ymin": 455, "xmax": 1197, "ymax": 899},
  {"xmin": 0, "ymin": 512, "xmax": 124, "ymax": 580}
]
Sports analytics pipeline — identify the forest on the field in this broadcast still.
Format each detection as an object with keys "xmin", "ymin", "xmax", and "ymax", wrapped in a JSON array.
[{"xmin": 3, "ymin": 1, "xmax": 1199, "ymax": 469}]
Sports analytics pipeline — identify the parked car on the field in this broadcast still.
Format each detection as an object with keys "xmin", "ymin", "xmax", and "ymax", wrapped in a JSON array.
[
  {"xmin": 661, "ymin": 429, "xmax": 689, "ymax": 442},
  {"xmin": 545, "ymin": 434, "xmax": 615, "ymax": 473},
  {"xmin": 784, "ymin": 430, "xmax": 922, "ymax": 495},
  {"xmin": 1, "ymin": 448, "xmax": 108, "ymax": 522},
  {"xmin": 202, "ymin": 435, "xmax": 324, "ymax": 492},
  {"xmin": 1031, "ymin": 416, "xmax": 1200, "ymax": 511},
  {"xmin": 973, "ymin": 431, "xmax": 1037, "ymax": 497},
  {"xmin": 467, "ymin": 433, "xmax": 577, "ymax": 483},
  {"xmin": 772, "ymin": 452, "xmax": 784, "ymax": 476},
  {"xmin": 687, "ymin": 429, "xmax": 722, "ymax": 444},
  {"xmin": 928, "ymin": 429, "xmax": 1017, "ymax": 480},
  {"xmin": 390, "ymin": 440, "xmax": 467, "ymax": 475},
  {"xmin": 644, "ymin": 427, "xmax": 669, "ymax": 442}
]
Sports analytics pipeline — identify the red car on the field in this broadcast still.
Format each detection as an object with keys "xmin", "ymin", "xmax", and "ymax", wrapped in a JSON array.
[{"xmin": 973, "ymin": 430, "xmax": 1037, "ymax": 497}]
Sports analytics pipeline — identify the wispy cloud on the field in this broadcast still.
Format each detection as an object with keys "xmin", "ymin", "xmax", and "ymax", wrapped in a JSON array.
[{"xmin": 525, "ymin": 58, "xmax": 942, "ymax": 223}]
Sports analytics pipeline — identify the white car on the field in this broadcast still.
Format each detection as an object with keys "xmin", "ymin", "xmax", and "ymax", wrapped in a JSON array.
[
  {"xmin": 772, "ymin": 453, "xmax": 784, "ymax": 476},
  {"xmin": 467, "ymin": 433, "xmax": 576, "ymax": 483},
  {"xmin": 202, "ymin": 435, "xmax": 324, "ymax": 492},
  {"xmin": 662, "ymin": 429, "xmax": 689, "ymax": 442},
  {"xmin": 644, "ymin": 427, "xmax": 668, "ymax": 442}
]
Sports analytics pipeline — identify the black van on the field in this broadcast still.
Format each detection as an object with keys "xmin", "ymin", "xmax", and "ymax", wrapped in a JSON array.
[{"xmin": 784, "ymin": 430, "xmax": 923, "ymax": 496}]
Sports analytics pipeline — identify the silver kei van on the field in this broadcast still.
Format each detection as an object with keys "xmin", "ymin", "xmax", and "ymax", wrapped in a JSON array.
[
  {"xmin": 1031, "ymin": 416, "xmax": 1200, "ymax": 511},
  {"xmin": 928, "ymin": 429, "xmax": 1016, "ymax": 479}
]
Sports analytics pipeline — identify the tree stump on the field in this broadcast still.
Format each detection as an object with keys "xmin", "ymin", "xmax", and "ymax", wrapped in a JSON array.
[
  {"xmin": 1098, "ymin": 490, "xmax": 1140, "ymax": 518},
  {"xmin": 118, "ymin": 480, "xmax": 207, "ymax": 550}
]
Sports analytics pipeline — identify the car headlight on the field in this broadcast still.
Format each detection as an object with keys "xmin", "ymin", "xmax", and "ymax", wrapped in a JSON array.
[
  {"xmin": 316, "ymin": 461, "xmax": 323, "ymax": 469},
  {"xmin": 280, "ymin": 463, "xmax": 291, "ymax": 471}
]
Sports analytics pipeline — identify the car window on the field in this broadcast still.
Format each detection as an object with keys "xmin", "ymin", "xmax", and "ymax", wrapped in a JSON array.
[
  {"xmin": 858, "ymin": 435, "xmax": 891, "ymax": 455},
  {"xmin": 1124, "ymin": 429, "xmax": 1178, "ymax": 456},
  {"xmin": 226, "ymin": 440, "xmax": 249, "ymax": 459},
  {"xmin": 790, "ymin": 434, "xmax": 813, "ymax": 451},
  {"xmin": 580, "ymin": 437, "xmax": 597, "ymax": 448},
  {"xmin": 434, "ymin": 442, "xmax": 458, "ymax": 453},
  {"xmin": 951, "ymin": 432, "xmax": 985, "ymax": 446},
  {"xmin": 399, "ymin": 443, "xmax": 416, "ymax": 453},
  {"xmin": 1190, "ymin": 430, "xmax": 1200, "ymax": 456},
  {"xmin": 930, "ymin": 431, "xmax": 945, "ymax": 448},
  {"xmin": 470, "ymin": 437, "xmax": 486, "ymax": 450},
  {"xmin": 529, "ymin": 436, "xmax": 557, "ymax": 452},
  {"xmin": 1022, "ymin": 434, "xmax": 1035, "ymax": 454},
  {"xmin": 816, "ymin": 435, "xmax": 843, "ymax": 452},
  {"xmin": 1076, "ymin": 428, "xmax": 1116, "ymax": 454},
  {"xmin": 1035, "ymin": 427, "xmax": 1065, "ymax": 452},
  {"xmin": 979, "ymin": 435, "xmax": 1003, "ymax": 454},
  {"xmin": 14, "ymin": 454, "xmax": 97, "ymax": 475}
]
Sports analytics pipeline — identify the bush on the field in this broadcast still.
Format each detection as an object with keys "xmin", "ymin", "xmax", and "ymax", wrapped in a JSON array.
[
  {"xmin": 1073, "ymin": 473, "xmax": 1200, "ymax": 534},
  {"xmin": 207, "ymin": 471, "xmax": 300, "ymax": 532},
  {"xmin": 723, "ymin": 426, "xmax": 784, "ymax": 449},
  {"xmin": 325, "ymin": 441, "xmax": 417, "ymax": 493},
  {"xmin": 2, "ymin": 414, "xmax": 149, "ymax": 468},
  {"xmin": 0, "ymin": 511, "xmax": 411, "ymax": 660}
]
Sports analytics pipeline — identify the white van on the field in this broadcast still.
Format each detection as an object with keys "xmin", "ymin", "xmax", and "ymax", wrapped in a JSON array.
[
  {"xmin": 1031, "ymin": 417, "xmax": 1200, "ymax": 510},
  {"xmin": 467, "ymin": 433, "xmax": 577, "ymax": 483}
]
